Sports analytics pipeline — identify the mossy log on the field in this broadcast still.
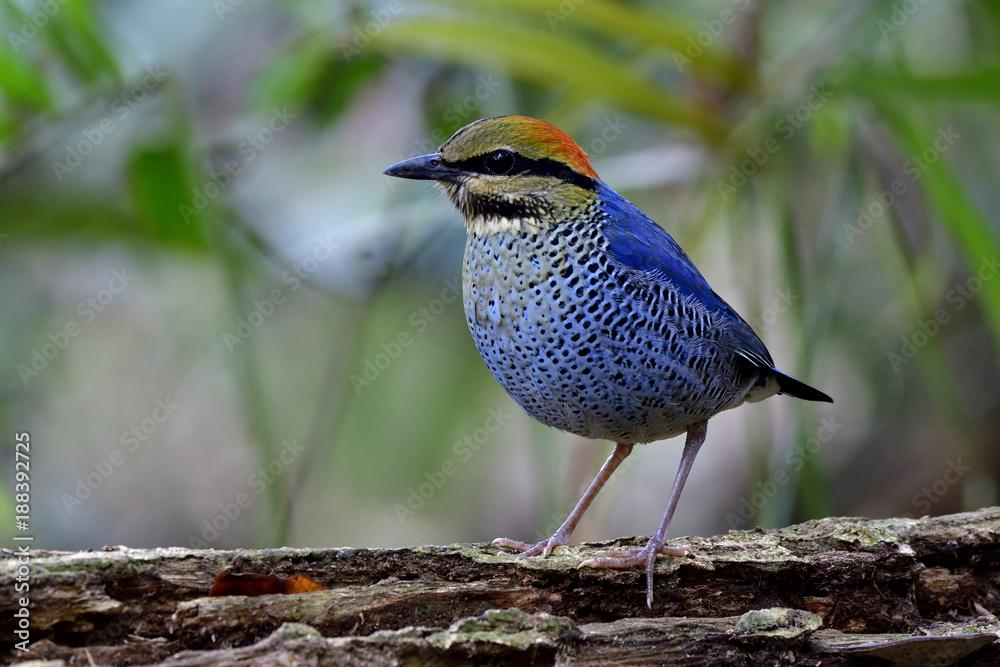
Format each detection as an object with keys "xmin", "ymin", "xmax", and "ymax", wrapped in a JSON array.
[{"xmin": 3, "ymin": 508, "xmax": 1000, "ymax": 665}]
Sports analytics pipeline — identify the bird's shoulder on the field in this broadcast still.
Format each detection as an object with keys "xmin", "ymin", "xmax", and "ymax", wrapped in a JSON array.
[{"xmin": 595, "ymin": 182, "xmax": 774, "ymax": 369}]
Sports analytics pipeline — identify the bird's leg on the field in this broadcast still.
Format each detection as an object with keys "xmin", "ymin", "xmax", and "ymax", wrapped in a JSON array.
[
  {"xmin": 580, "ymin": 421, "xmax": 708, "ymax": 608},
  {"xmin": 493, "ymin": 442, "xmax": 635, "ymax": 557}
]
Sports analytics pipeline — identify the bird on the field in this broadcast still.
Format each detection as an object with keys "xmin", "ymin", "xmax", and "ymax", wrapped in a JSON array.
[{"xmin": 383, "ymin": 115, "xmax": 832, "ymax": 607}]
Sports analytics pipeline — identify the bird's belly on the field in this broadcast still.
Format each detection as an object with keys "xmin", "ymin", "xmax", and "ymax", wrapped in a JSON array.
[{"xmin": 462, "ymin": 233, "xmax": 736, "ymax": 444}]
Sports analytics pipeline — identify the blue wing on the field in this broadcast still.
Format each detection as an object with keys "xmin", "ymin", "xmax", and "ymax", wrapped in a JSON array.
[{"xmin": 597, "ymin": 182, "xmax": 775, "ymax": 370}]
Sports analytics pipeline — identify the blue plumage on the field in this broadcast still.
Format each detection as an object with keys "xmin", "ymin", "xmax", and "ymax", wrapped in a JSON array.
[
  {"xmin": 598, "ymin": 183, "xmax": 776, "ymax": 371},
  {"xmin": 384, "ymin": 115, "xmax": 832, "ymax": 607}
]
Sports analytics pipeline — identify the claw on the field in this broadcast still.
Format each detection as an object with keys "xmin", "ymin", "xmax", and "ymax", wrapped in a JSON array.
[
  {"xmin": 492, "ymin": 533, "xmax": 568, "ymax": 558},
  {"xmin": 580, "ymin": 538, "xmax": 691, "ymax": 608}
]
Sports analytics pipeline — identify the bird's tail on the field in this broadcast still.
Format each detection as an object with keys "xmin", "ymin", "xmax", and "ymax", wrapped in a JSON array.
[{"xmin": 773, "ymin": 370, "xmax": 833, "ymax": 403}]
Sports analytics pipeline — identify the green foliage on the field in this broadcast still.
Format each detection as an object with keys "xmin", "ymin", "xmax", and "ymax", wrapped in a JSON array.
[
  {"xmin": 250, "ymin": 34, "xmax": 384, "ymax": 121},
  {"xmin": 127, "ymin": 138, "xmax": 208, "ymax": 248}
]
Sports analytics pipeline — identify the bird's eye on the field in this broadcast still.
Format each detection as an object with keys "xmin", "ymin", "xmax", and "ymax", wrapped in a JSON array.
[{"xmin": 484, "ymin": 150, "xmax": 515, "ymax": 175}]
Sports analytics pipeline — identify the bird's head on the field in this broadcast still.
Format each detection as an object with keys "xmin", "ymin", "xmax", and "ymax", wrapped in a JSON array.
[{"xmin": 384, "ymin": 116, "xmax": 600, "ymax": 234}]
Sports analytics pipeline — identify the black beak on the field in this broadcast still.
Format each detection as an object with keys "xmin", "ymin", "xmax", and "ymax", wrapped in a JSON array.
[{"xmin": 383, "ymin": 153, "xmax": 463, "ymax": 182}]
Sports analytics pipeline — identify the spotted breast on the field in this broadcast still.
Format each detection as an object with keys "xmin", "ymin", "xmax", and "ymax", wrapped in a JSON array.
[{"xmin": 462, "ymin": 183, "xmax": 757, "ymax": 445}]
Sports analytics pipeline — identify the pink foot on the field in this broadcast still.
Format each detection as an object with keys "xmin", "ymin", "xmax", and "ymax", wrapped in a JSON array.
[
  {"xmin": 492, "ymin": 532, "xmax": 569, "ymax": 558},
  {"xmin": 580, "ymin": 538, "xmax": 691, "ymax": 608}
]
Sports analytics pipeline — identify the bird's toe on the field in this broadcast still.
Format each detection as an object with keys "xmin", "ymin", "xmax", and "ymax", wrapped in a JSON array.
[
  {"xmin": 492, "ymin": 535, "xmax": 567, "ymax": 558},
  {"xmin": 579, "ymin": 539, "xmax": 691, "ymax": 608}
]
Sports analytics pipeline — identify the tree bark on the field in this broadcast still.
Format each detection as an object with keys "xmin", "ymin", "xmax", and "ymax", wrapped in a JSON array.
[{"xmin": 3, "ymin": 508, "xmax": 999, "ymax": 665}]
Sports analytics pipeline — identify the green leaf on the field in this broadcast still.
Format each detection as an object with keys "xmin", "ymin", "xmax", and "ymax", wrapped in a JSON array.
[
  {"xmin": 839, "ymin": 66, "xmax": 1000, "ymax": 103},
  {"xmin": 48, "ymin": 0, "xmax": 119, "ymax": 84},
  {"xmin": 0, "ymin": 48, "xmax": 51, "ymax": 110},
  {"xmin": 251, "ymin": 35, "xmax": 383, "ymax": 124},
  {"xmin": 878, "ymin": 102, "xmax": 1000, "ymax": 356},
  {"xmin": 374, "ymin": 18, "xmax": 727, "ymax": 143},
  {"xmin": 127, "ymin": 139, "xmax": 207, "ymax": 248},
  {"xmin": 430, "ymin": 0, "xmax": 751, "ymax": 89},
  {"xmin": 313, "ymin": 51, "xmax": 383, "ymax": 124},
  {"xmin": 250, "ymin": 38, "xmax": 329, "ymax": 114}
]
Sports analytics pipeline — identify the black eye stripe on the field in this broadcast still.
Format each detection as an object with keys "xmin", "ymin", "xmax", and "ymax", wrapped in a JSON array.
[{"xmin": 448, "ymin": 151, "xmax": 596, "ymax": 190}]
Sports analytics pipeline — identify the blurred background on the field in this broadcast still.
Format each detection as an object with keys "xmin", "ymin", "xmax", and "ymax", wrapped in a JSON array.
[{"xmin": 1, "ymin": 0, "xmax": 998, "ymax": 553}]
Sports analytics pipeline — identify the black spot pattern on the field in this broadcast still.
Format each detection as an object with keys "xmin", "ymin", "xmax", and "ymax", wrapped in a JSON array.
[{"xmin": 462, "ymin": 203, "xmax": 758, "ymax": 444}]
